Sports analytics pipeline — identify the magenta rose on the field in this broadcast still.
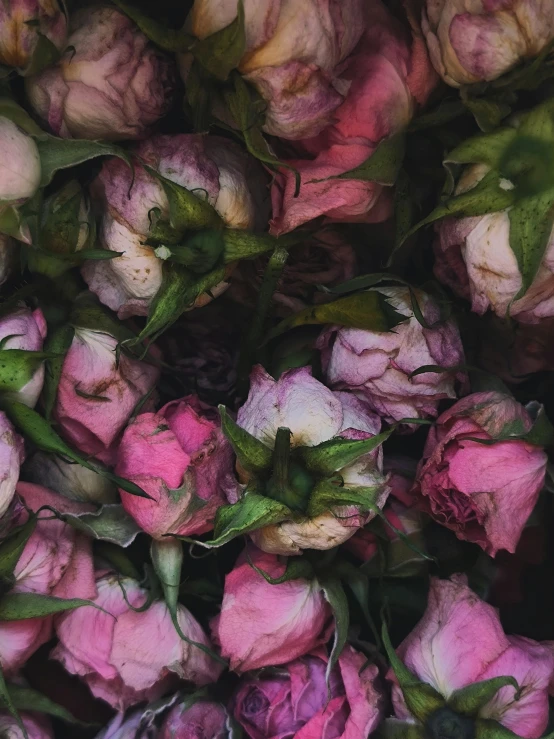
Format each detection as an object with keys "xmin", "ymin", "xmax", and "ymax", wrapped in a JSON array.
[
  {"xmin": 317, "ymin": 287, "xmax": 465, "ymax": 424},
  {"xmin": 269, "ymin": 0, "xmax": 437, "ymax": 235},
  {"xmin": 413, "ymin": 392, "xmax": 548, "ymax": 555},
  {"xmin": 211, "ymin": 545, "xmax": 332, "ymax": 673},
  {"xmin": 116, "ymin": 396, "xmax": 236, "ymax": 539},
  {"xmin": 0, "ymin": 0, "xmax": 67, "ymax": 74},
  {"xmin": 232, "ymin": 645, "xmax": 383, "ymax": 739},
  {"xmin": 160, "ymin": 699, "xmax": 231, "ymax": 739},
  {"xmin": 53, "ymin": 573, "xmax": 222, "ymax": 711},
  {"xmin": 0, "ymin": 306, "xmax": 47, "ymax": 408},
  {"xmin": 390, "ymin": 575, "xmax": 554, "ymax": 739},
  {"xmin": 53, "ymin": 325, "xmax": 159, "ymax": 466},
  {"xmin": 26, "ymin": 6, "xmax": 174, "ymax": 140}
]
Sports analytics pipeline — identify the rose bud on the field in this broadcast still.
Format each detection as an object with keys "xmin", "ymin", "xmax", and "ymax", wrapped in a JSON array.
[
  {"xmin": 227, "ymin": 229, "xmax": 357, "ymax": 317},
  {"xmin": 53, "ymin": 324, "xmax": 160, "ymax": 466},
  {"xmin": 211, "ymin": 545, "xmax": 331, "ymax": 673},
  {"xmin": 160, "ymin": 699, "xmax": 232, "ymax": 739},
  {"xmin": 23, "ymin": 451, "xmax": 117, "ymax": 505},
  {"xmin": 318, "ymin": 287, "xmax": 465, "ymax": 424},
  {"xmin": 413, "ymin": 392, "xmax": 548, "ymax": 555},
  {"xmin": 270, "ymin": 0, "xmax": 437, "ymax": 235},
  {"xmin": 53, "ymin": 573, "xmax": 222, "ymax": 711},
  {"xmin": 116, "ymin": 396, "xmax": 235, "ymax": 539},
  {"xmin": 232, "ymin": 645, "xmax": 383, "ymax": 738},
  {"xmin": 434, "ymin": 162, "xmax": 554, "ymax": 324},
  {"xmin": 389, "ymin": 574, "xmax": 554, "ymax": 739},
  {"xmin": 225, "ymin": 367, "xmax": 390, "ymax": 555},
  {"xmin": 422, "ymin": 0, "xmax": 554, "ymax": 87},
  {"xmin": 0, "ymin": 413, "xmax": 24, "ymax": 518},
  {"xmin": 25, "ymin": 6, "xmax": 175, "ymax": 140},
  {"xmin": 0, "ymin": 234, "xmax": 16, "ymax": 287},
  {"xmin": 0, "ymin": 482, "xmax": 96, "ymax": 676},
  {"xmin": 186, "ymin": 0, "xmax": 366, "ymax": 140},
  {"xmin": 0, "ymin": 0, "xmax": 67, "ymax": 75},
  {"xmin": 83, "ymin": 134, "xmax": 269, "ymax": 319},
  {"xmin": 0, "ymin": 306, "xmax": 47, "ymax": 408},
  {"xmin": 0, "ymin": 713, "xmax": 53, "ymax": 739},
  {"xmin": 0, "ymin": 117, "xmax": 41, "ymax": 208}
]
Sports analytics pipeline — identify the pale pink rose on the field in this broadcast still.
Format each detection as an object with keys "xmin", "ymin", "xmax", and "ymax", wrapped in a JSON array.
[
  {"xmin": 160, "ymin": 700, "xmax": 231, "ymax": 739},
  {"xmin": 422, "ymin": 0, "xmax": 554, "ymax": 87},
  {"xmin": 53, "ymin": 327, "xmax": 160, "ymax": 465},
  {"xmin": 0, "ymin": 0, "xmax": 67, "ymax": 73},
  {"xmin": 53, "ymin": 574, "xmax": 223, "ymax": 711},
  {"xmin": 0, "ymin": 413, "xmax": 24, "ymax": 518},
  {"xmin": 390, "ymin": 575, "xmax": 554, "ymax": 738},
  {"xmin": 25, "ymin": 7, "xmax": 174, "ymax": 140},
  {"xmin": 270, "ymin": 0, "xmax": 437, "ymax": 235},
  {"xmin": 317, "ymin": 287, "xmax": 465, "ymax": 424},
  {"xmin": 116, "ymin": 396, "xmax": 235, "ymax": 539},
  {"xmin": 0, "ymin": 117, "xmax": 41, "ymax": 208},
  {"xmin": 186, "ymin": 0, "xmax": 366, "ymax": 140},
  {"xmin": 211, "ymin": 545, "xmax": 332, "ymax": 672},
  {"xmin": 235, "ymin": 367, "xmax": 389, "ymax": 554},
  {"xmin": 0, "ymin": 712, "xmax": 53, "ymax": 739},
  {"xmin": 83, "ymin": 135, "xmax": 269, "ymax": 319},
  {"xmin": 435, "ymin": 164, "xmax": 554, "ymax": 324},
  {"xmin": 0, "ymin": 482, "xmax": 96, "ymax": 675},
  {"xmin": 413, "ymin": 392, "xmax": 548, "ymax": 555},
  {"xmin": 232, "ymin": 645, "xmax": 383, "ymax": 739},
  {"xmin": 0, "ymin": 306, "xmax": 47, "ymax": 407}
]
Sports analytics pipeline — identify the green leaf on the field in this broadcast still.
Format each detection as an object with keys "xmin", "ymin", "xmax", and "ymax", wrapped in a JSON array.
[
  {"xmin": 0, "ymin": 349, "xmax": 53, "ymax": 394},
  {"xmin": 381, "ymin": 621, "xmax": 444, "ymax": 723},
  {"xmin": 474, "ymin": 718, "xmax": 525, "ymax": 739},
  {"xmin": 39, "ymin": 181, "xmax": 89, "ymax": 255},
  {"xmin": 7, "ymin": 685, "xmax": 94, "ymax": 727},
  {"xmin": 42, "ymin": 323, "xmax": 74, "ymax": 419},
  {"xmin": 193, "ymin": 0, "xmax": 245, "ymax": 80},
  {"xmin": 445, "ymin": 128, "xmax": 517, "ymax": 169},
  {"xmin": 320, "ymin": 576, "xmax": 349, "ymax": 687},
  {"xmin": 0, "ymin": 516, "xmax": 37, "ymax": 581},
  {"xmin": 380, "ymin": 719, "xmax": 425, "ymax": 738},
  {"xmin": 111, "ymin": 0, "xmax": 193, "ymax": 52},
  {"xmin": 222, "ymin": 230, "xmax": 295, "ymax": 263},
  {"xmin": 300, "ymin": 428, "xmax": 394, "ymax": 476},
  {"xmin": 0, "ymin": 97, "xmax": 43, "ymax": 134},
  {"xmin": 218, "ymin": 406, "xmax": 272, "ymax": 474},
  {"xmin": 462, "ymin": 97, "xmax": 512, "ymax": 132},
  {"xmin": 523, "ymin": 403, "xmax": 554, "ymax": 447},
  {"xmin": 0, "ymin": 593, "xmax": 98, "ymax": 620},
  {"xmin": 266, "ymin": 290, "xmax": 406, "ymax": 342},
  {"xmin": 307, "ymin": 481, "xmax": 383, "ymax": 519},
  {"xmin": 315, "ymin": 133, "xmax": 405, "ymax": 186},
  {"xmin": 448, "ymin": 677, "xmax": 519, "ymax": 717},
  {"xmin": 333, "ymin": 560, "xmax": 380, "ymax": 645},
  {"xmin": 61, "ymin": 505, "xmax": 141, "ymax": 547},
  {"xmin": 0, "ymin": 665, "xmax": 25, "ymax": 738},
  {"xmin": 23, "ymin": 30, "xmax": 61, "ymax": 76},
  {"xmin": 508, "ymin": 189, "xmax": 554, "ymax": 301},
  {"xmin": 33, "ymin": 135, "xmax": 131, "ymax": 188},
  {"xmin": 0, "ymin": 205, "xmax": 31, "ymax": 243}
]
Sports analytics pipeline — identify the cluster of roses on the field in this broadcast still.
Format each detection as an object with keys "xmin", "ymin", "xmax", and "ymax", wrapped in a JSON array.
[{"xmin": 0, "ymin": 0, "xmax": 554, "ymax": 738}]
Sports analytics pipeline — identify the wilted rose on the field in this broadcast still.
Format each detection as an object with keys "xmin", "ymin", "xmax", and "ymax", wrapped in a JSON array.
[
  {"xmin": 232, "ymin": 645, "xmax": 383, "ymax": 739},
  {"xmin": 390, "ymin": 574, "xmax": 554, "ymax": 739},
  {"xmin": 270, "ymin": 0, "xmax": 437, "ymax": 235},
  {"xmin": 160, "ymin": 699, "xmax": 232, "ymax": 739},
  {"xmin": 211, "ymin": 545, "xmax": 332, "ymax": 672},
  {"xmin": 83, "ymin": 134, "xmax": 269, "ymax": 319},
  {"xmin": 0, "ymin": 713, "xmax": 53, "ymax": 739},
  {"xmin": 0, "ymin": 413, "xmax": 24, "ymax": 519},
  {"xmin": 413, "ymin": 392, "xmax": 548, "ymax": 555},
  {"xmin": 422, "ymin": 0, "xmax": 554, "ymax": 87},
  {"xmin": 0, "ymin": 117, "xmax": 41, "ymax": 208},
  {"xmin": 0, "ymin": 306, "xmax": 47, "ymax": 408},
  {"xmin": 0, "ymin": 0, "xmax": 67, "ymax": 74},
  {"xmin": 318, "ymin": 287, "xmax": 465, "ymax": 424},
  {"xmin": 26, "ymin": 6, "xmax": 175, "ymax": 140},
  {"xmin": 116, "ymin": 395, "xmax": 236, "ymax": 539}
]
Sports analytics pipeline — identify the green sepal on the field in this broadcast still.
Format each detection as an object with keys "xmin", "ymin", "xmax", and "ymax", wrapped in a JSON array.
[
  {"xmin": 307, "ymin": 481, "xmax": 384, "ymax": 519},
  {"xmin": 218, "ymin": 406, "xmax": 272, "ymax": 474},
  {"xmin": 0, "ymin": 516, "xmax": 37, "ymax": 583},
  {"xmin": 319, "ymin": 576, "xmax": 349, "ymax": 688},
  {"xmin": 36, "ymin": 180, "xmax": 92, "ymax": 254},
  {"xmin": 0, "ymin": 205, "xmax": 30, "ymax": 243},
  {"xmin": 193, "ymin": 0, "xmax": 245, "ymax": 81},
  {"xmin": 0, "ymin": 665, "xmax": 26, "ymax": 739},
  {"xmin": 96, "ymin": 542, "xmax": 141, "ymax": 580},
  {"xmin": 445, "ymin": 128, "xmax": 517, "ymax": 170},
  {"xmin": 42, "ymin": 323, "xmax": 74, "ymax": 419},
  {"xmin": 0, "ymin": 593, "xmax": 100, "ymax": 620},
  {"xmin": 22, "ymin": 30, "xmax": 61, "ymax": 77},
  {"xmin": 300, "ymin": 427, "xmax": 394, "ymax": 476},
  {"xmin": 60, "ymin": 504, "xmax": 141, "ymax": 548},
  {"xmin": 313, "ymin": 133, "xmax": 405, "ymax": 186},
  {"xmin": 222, "ymin": 230, "xmax": 296, "ymax": 263},
  {"xmin": 380, "ymin": 719, "xmax": 425, "ymax": 738},
  {"xmin": 522, "ymin": 402, "xmax": 554, "ymax": 447},
  {"xmin": 381, "ymin": 621, "xmax": 445, "ymax": 723},
  {"xmin": 0, "ymin": 349, "xmax": 57, "ymax": 394},
  {"xmin": 0, "ymin": 98, "xmax": 42, "ymax": 134},
  {"xmin": 462, "ymin": 96, "xmax": 512, "ymax": 133},
  {"xmin": 474, "ymin": 718, "xmax": 526, "ymax": 738},
  {"xmin": 7, "ymin": 685, "xmax": 95, "ymax": 728},
  {"xmin": 245, "ymin": 548, "xmax": 315, "ymax": 584},
  {"xmin": 159, "ymin": 230, "xmax": 225, "ymax": 273},
  {"xmin": 332, "ymin": 560, "xmax": 380, "ymax": 645},
  {"xmin": 111, "ymin": 0, "xmax": 193, "ymax": 52},
  {"xmin": 448, "ymin": 676, "xmax": 519, "ymax": 717}
]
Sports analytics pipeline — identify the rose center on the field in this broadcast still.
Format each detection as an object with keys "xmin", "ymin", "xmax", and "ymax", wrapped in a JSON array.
[{"xmin": 426, "ymin": 707, "xmax": 475, "ymax": 739}]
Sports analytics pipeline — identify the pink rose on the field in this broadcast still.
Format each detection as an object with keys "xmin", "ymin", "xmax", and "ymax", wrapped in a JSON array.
[
  {"xmin": 0, "ymin": 306, "xmax": 47, "ymax": 408},
  {"xmin": 0, "ymin": 117, "xmax": 41, "ymax": 209},
  {"xmin": 413, "ymin": 392, "xmax": 548, "ymax": 555},
  {"xmin": 160, "ymin": 700, "xmax": 231, "ymax": 739},
  {"xmin": 0, "ymin": 0, "xmax": 67, "ymax": 74},
  {"xmin": 270, "ymin": 0, "xmax": 436, "ymax": 235},
  {"xmin": 211, "ymin": 545, "xmax": 332, "ymax": 672},
  {"xmin": 116, "ymin": 396, "xmax": 235, "ymax": 539},
  {"xmin": 390, "ymin": 575, "xmax": 554, "ymax": 738},
  {"xmin": 0, "ymin": 713, "xmax": 53, "ymax": 738},
  {"xmin": 53, "ymin": 574, "xmax": 222, "ymax": 711},
  {"xmin": 0, "ymin": 412, "xmax": 24, "ymax": 518},
  {"xmin": 317, "ymin": 287, "xmax": 465, "ymax": 424},
  {"xmin": 26, "ymin": 7, "xmax": 174, "ymax": 140},
  {"xmin": 53, "ymin": 326, "xmax": 160, "ymax": 466},
  {"xmin": 422, "ymin": 0, "xmax": 554, "ymax": 87},
  {"xmin": 185, "ymin": 0, "xmax": 366, "ymax": 140},
  {"xmin": 0, "ymin": 482, "xmax": 96, "ymax": 675},
  {"xmin": 232, "ymin": 645, "xmax": 383, "ymax": 739},
  {"xmin": 83, "ymin": 135, "xmax": 268, "ymax": 319}
]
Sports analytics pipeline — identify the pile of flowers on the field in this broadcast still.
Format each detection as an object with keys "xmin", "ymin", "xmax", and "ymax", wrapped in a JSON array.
[{"xmin": 0, "ymin": 0, "xmax": 554, "ymax": 737}]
